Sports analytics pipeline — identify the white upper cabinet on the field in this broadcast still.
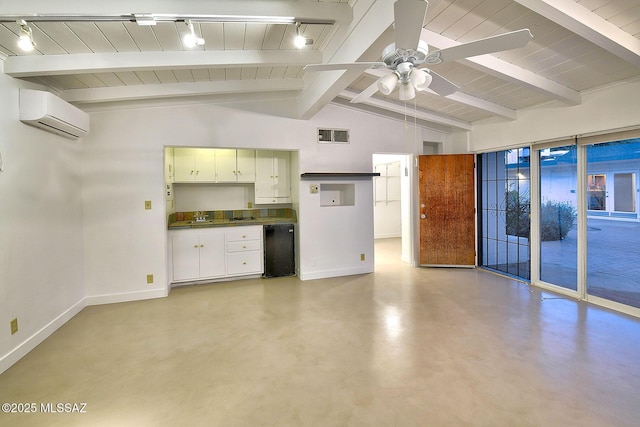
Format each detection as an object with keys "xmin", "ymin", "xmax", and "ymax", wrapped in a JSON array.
[
  {"xmin": 216, "ymin": 149, "xmax": 256, "ymax": 183},
  {"xmin": 174, "ymin": 148, "xmax": 216, "ymax": 182},
  {"xmin": 236, "ymin": 149, "xmax": 256, "ymax": 183},
  {"xmin": 175, "ymin": 148, "xmax": 256, "ymax": 183},
  {"xmin": 255, "ymin": 150, "xmax": 291, "ymax": 204},
  {"xmin": 215, "ymin": 149, "xmax": 238, "ymax": 182}
]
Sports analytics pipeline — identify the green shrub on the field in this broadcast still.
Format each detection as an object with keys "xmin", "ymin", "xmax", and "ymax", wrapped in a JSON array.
[
  {"xmin": 540, "ymin": 201, "xmax": 576, "ymax": 241},
  {"xmin": 505, "ymin": 190, "xmax": 530, "ymax": 238},
  {"xmin": 504, "ymin": 191, "xmax": 576, "ymax": 241}
]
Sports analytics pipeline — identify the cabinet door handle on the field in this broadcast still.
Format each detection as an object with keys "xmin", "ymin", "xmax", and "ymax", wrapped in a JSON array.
[
  {"xmin": 190, "ymin": 170, "xmax": 194, "ymax": 175},
  {"xmin": 242, "ymin": 262, "xmax": 247, "ymax": 265},
  {"xmin": 200, "ymin": 244, "xmax": 204, "ymax": 247},
  {"xmin": 194, "ymin": 245, "xmax": 198, "ymax": 248},
  {"xmin": 242, "ymin": 245, "xmax": 247, "ymax": 249}
]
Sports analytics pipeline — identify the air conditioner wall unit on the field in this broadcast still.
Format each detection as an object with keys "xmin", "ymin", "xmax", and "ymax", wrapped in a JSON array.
[{"xmin": 19, "ymin": 89, "xmax": 90, "ymax": 139}]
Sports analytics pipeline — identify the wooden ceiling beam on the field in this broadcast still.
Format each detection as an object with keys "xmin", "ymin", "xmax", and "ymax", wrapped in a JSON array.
[
  {"xmin": 4, "ymin": 50, "xmax": 322, "ymax": 77},
  {"xmin": 61, "ymin": 78, "xmax": 303, "ymax": 104},
  {"xmin": 338, "ymin": 88, "xmax": 472, "ymax": 131},
  {"xmin": 515, "ymin": 0, "xmax": 640, "ymax": 68},
  {"xmin": 422, "ymin": 29, "xmax": 582, "ymax": 106}
]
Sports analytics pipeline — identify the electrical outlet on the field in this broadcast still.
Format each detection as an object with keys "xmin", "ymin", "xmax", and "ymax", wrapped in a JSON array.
[
  {"xmin": 146, "ymin": 274, "xmax": 154, "ymax": 284},
  {"xmin": 10, "ymin": 318, "xmax": 18, "ymax": 335},
  {"xmin": 360, "ymin": 253, "xmax": 365, "ymax": 261},
  {"xmin": 145, "ymin": 200, "xmax": 152, "ymax": 210}
]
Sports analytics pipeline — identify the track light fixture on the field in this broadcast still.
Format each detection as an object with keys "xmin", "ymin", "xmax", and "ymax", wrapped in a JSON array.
[
  {"xmin": 294, "ymin": 22, "xmax": 313, "ymax": 49},
  {"xmin": 16, "ymin": 19, "xmax": 36, "ymax": 52},
  {"xmin": 183, "ymin": 20, "xmax": 204, "ymax": 48}
]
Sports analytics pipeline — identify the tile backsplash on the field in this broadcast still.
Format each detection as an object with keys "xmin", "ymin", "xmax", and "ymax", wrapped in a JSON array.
[{"xmin": 168, "ymin": 208, "xmax": 296, "ymax": 224}]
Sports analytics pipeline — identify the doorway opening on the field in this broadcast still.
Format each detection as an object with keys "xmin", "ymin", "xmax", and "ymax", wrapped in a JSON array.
[{"xmin": 373, "ymin": 153, "xmax": 413, "ymax": 266}]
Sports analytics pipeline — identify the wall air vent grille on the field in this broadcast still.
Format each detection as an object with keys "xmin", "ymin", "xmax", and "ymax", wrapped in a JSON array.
[
  {"xmin": 318, "ymin": 129, "xmax": 333, "ymax": 142},
  {"xmin": 317, "ymin": 128, "xmax": 350, "ymax": 144}
]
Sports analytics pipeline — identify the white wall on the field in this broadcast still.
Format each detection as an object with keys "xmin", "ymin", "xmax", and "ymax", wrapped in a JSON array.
[
  {"xmin": 470, "ymin": 80, "xmax": 640, "ymax": 151},
  {"xmin": 80, "ymin": 98, "xmax": 431, "ymax": 300},
  {"xmin": 0, "ymin": 66, "xmax": 85, "ymax": 373}
]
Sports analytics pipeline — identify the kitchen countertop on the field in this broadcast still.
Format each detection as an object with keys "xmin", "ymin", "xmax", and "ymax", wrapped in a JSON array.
[{"xmin": 168, "ymin": 217, "xmax": 296, "ymax": 230}]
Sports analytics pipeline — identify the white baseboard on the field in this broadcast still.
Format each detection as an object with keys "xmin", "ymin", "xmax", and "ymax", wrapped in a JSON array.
[
  {"xmin": 84, "ymin": 287, "xmax": 168, "ymax": 306},
  {"xmin": 0, "ymin": 298, "xmax": 86, "ymax": 375},
  {"xmin": 299, "ymin": 266, "xmax": 373, "ymax": 281},
  {"xmin": 374, "ymin": 233, "xmax": 401, "ymax": 239}
]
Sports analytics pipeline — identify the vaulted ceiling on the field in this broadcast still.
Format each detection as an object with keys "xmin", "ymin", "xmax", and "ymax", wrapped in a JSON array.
[{"xmin": 1, "ymin": 0, "xmax": 639, "ymax": 133}]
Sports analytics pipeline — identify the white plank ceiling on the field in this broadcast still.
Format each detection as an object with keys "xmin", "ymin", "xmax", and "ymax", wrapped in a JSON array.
[{"xmin": 1, "ymin": 0, "xmax": 639, "ymax": 132}]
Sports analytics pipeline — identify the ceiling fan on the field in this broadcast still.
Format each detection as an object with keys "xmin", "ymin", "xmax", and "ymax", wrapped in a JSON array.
[{"xmin": 303, "ymin": 0, "xmax": 533, "ymax": 103}]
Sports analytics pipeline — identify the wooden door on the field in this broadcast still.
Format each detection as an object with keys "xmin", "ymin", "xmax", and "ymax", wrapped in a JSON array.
[{"xmin": 419, "ymin": 154, "xmax": 475, "ymax": 266}]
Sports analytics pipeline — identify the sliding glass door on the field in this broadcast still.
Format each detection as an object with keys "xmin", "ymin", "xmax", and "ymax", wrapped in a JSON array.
[
  {"xmin": 539, "ymin": 145, "xmax": 578, "ymax": 291},
  {"xmin": 479, "ymin": 137, "xmax": 640, "ymax": 315},
  {"xmin": 586, "ymin": 140, "xmax": 640, "ymax": 308}
]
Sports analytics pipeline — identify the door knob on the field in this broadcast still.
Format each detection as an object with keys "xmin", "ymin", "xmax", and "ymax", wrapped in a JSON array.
[{"xmin": 420, "ymin": 214, "xmax": 426, "ymax": 219}]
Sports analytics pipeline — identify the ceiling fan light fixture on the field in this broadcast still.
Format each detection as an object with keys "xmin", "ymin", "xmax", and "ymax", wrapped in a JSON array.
[
  {"xmin": 398, "ymin": 82, "xmax": 415, "ymax": 101},
  {"xmin": 410, "ymin": 69, "xmax": 426, "ymax": 87},
  {"xmin": 378, "ymin": 73, "xmax": 398, "ymax": 95},
  {"xmin": 413, "ymin": 70, "xmax": 433, "ymax": 91}
]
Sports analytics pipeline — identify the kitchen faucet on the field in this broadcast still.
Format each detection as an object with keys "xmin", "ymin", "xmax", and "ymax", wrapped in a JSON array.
[{"xmin": 193, "ymin": 211, "xmax": 208, "ymax": 222}]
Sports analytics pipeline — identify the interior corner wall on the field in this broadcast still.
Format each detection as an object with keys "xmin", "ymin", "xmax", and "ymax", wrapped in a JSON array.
[
  {"xmin": 445, "ymin": 132, "xmax": 470, "ymax": 154},
  {"xmin": 469, "ymin": 80, "xmax": 640, "ymax": 152},
  {"xmin": 0, "ymin": 66, "xmax": 85, "ymax": 373}
]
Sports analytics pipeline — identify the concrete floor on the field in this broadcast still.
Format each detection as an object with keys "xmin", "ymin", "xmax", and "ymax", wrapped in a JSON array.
[{"xmin": 2, "ymin": 238, "xmax": 640, "ymax": 426}]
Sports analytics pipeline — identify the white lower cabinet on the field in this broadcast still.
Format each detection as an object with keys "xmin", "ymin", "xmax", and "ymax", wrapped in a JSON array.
[
  {"xmin": 225, "ymin": 226, "xmax": 263, "ymax": 275},
  {"xmin": 171, "ymin": 228, "xmax": 226, "ymax": 282},
  {"xmin": 171, "ymin": 225, "xmax": 263, "ymax": 283}
]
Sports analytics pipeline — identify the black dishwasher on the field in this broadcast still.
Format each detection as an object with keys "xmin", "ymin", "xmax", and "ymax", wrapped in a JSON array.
[{"xmin": 263, "ymin": 224, "xmax": 295, "ymax": 278}]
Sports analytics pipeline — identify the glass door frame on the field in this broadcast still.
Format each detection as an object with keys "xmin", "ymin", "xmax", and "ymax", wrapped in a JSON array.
[
  {"xmin": 529, "ymin": 143, "xmax": 587, "ymax": 301},
  {"xmin": 532, "ymin": 143, "xmax": 640, "ymax": 318},
  {"xmin": 479, "ymin": 139, "xmax": 640, "ymax": 319}
]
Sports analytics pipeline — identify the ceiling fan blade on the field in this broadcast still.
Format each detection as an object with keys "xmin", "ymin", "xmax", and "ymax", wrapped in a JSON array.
[
  {"xmin": 350, "ymin": 77, "xmax": 384, "ymax": 104},
  {"xmin": 427, "ymin": 71, "xmax": 458, "ymax": 97},
  {"xmin": 394, "ymin": 0, "xmax": 429, "ymax": 50},
  {"xmin": 427, "ymin": 29, "xmax": 533, "ymax": 64},
  {"xmin": 304, "ymin": 62, "xmax": 386, "ymax": 72}
]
